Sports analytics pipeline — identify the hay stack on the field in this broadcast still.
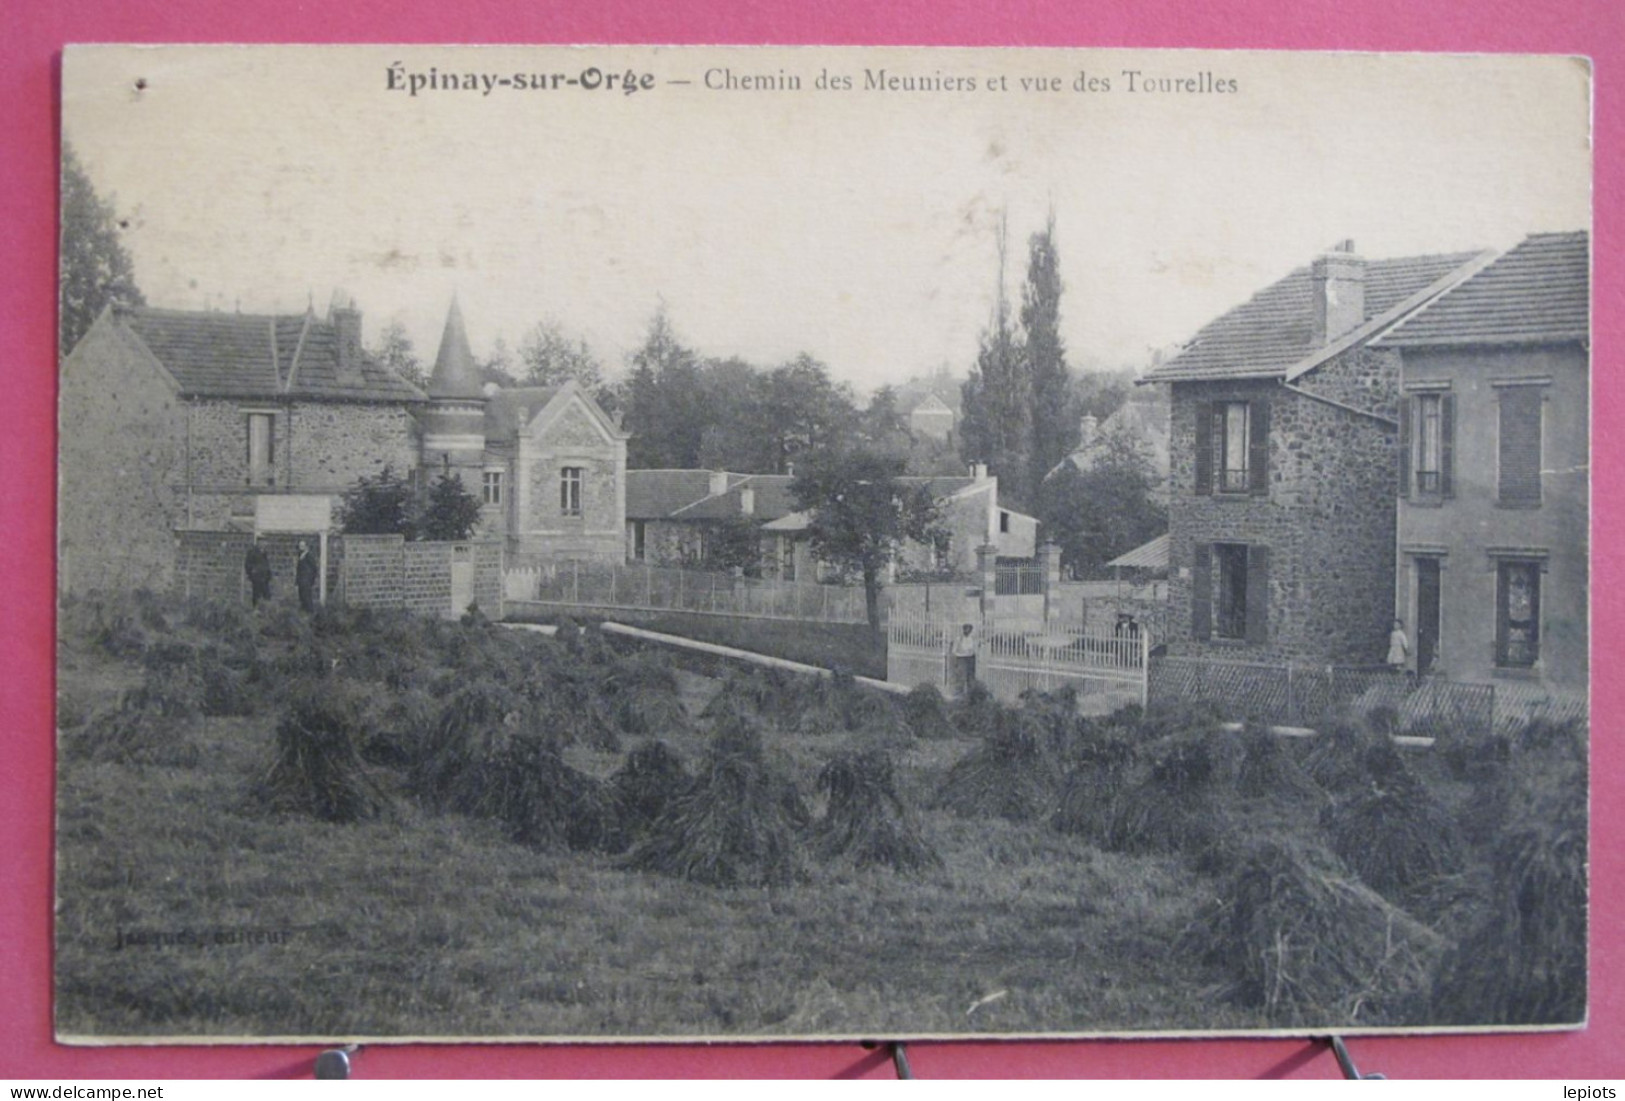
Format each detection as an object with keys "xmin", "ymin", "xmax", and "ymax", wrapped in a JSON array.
[
  {"xmin": 1321, "ymin": 774, "xmax": 1464, "ymax": 915},
  {"xmin": 951, "ymin": 680, "xmax": 1004, "ymax": 740},
  {"xmin": 610, "ymin": 739, "xmax": 693, "ymax": 839},
  {"xmin": 601, "ymin": 653, "xmax": 691, "ymax": 738},
  {"xmin": 261, "ymin": 685, "xmax": 386, "ymax": 823},
  {"xmin": 1180, "ymin": 838, "xmax": 1446, "ymax": 1025},
  {"xmin": 1051, "ymin": 731, "xmax": 1139, "ymax": 846},
  {"xmin": 410, "ymin": 681, "xmax": 529, "ymax": 812},
  {"xmin": 357, "ymin": 687, "xmax": 437, "ymax": 768},
  {"xmin": 626, "ymin": 712, "xmax": 806, "ymax": 887},
  {"xmin": 902, "ymin": 683, "xmax": 954, "ymax": 740},
  {"xmin": 69, "ymin": 689, "xmax": 201, "ymax": 768},
  {"xmin": 495, "ymin": 733, "xmax": 622, "ymax": 852},
  {"xmin": 814, "ymin": 750, "xmax": 940, "ymax": 872},
  {"xmin": 935, "ymin": 709, "xmax": 1057, "ymax": 822},
  {"xmin": 1107, "ymin": 730, "xmax": 1239, "ymax": 857},
  {"xmin": 1236, "ymin": 725, "xmax": 1323, "ymax": 806}
]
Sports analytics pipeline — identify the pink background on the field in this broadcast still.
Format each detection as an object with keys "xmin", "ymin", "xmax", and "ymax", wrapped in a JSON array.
[{"xmin": 4, "ymin": 0, "xmax": 1621, "ymax": 1079}]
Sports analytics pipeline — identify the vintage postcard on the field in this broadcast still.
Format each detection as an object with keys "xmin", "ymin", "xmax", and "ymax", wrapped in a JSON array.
[{"xmin": 56, "ymin": 45, "xmax": 1590, "ymax": 1042}]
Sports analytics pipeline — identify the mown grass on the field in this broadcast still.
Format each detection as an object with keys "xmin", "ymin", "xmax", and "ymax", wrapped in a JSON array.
[
  {"xmin": 54, "ymin": 593, "xmax": 1585, "ymax": 1040},
  {"xmin": 508, "ymin": 606, "xmax": 888, "ymax": 680}
]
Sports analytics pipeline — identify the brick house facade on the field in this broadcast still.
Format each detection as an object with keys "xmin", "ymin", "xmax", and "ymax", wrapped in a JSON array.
[
  {"xmin": 1141, "ymin": 242, "xmax": 1492, "ymax": 665},
  {"xmin": 1377, "ymin": 231, "xmax": 1589, "ymax": 693}
]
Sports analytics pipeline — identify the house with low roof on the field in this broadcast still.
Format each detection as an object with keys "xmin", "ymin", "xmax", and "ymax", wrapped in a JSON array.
[
  {"xmin": 1138, "ymin": 240, "xmax": 1494, "ymax": 665},
  {"xmin": 906, "ymin": 392, "xmax": 957, "ymax": 442},
  {"xmin": 1375, "ymin": 231, "xmax": 1588, "ymax": 696}
]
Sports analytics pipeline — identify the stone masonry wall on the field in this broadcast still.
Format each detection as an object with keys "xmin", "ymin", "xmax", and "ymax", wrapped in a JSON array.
[
  {"xmin": 186, "ymin": 399, "xmax": 418, "ymax": 494},
  {"xmin": 339, "ymin": 535, "xmax": 408, "ymax": 608},
  {"xmin": 402, "ymin": 542, "xmax": 454, "ymax": 616},
  {"xmin": 1166, "ymin": 366, "xmax": 1398, "ymax": 666},
  {"xmin": 175, "ymin": 530, "xmax": 339, "ymax": 606},
  {"xmin": 472, "ymin": 541, "xmax": 505, "ymax": 616},
  {"xmin": 58, "ymin": 319, "xmax": 187, "ymax": 594}
]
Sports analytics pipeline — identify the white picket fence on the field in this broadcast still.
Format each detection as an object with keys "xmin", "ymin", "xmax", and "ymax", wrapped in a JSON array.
[
  {"xmin": 887, "ymin": 612, "xmax": 1149, "ymax": 710},
  {"xmin": 504, "ymin": 560, "xmax": 870, "ymax": 624}
]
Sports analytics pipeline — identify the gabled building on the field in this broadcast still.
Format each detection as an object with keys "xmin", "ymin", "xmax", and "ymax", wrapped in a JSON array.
[
  {"xmin": 1139, "ymin": 241, "xmax": 1492, "ymax": 665},
  {"xmin": 906, "ymin": 392, "xmax": 957, "ymax": 441},
  {"xmin": 59, "ymin": 299, "xmax": 425, "ymax": 593},
  {"xmin": 624, "ymin": 469, "xmax": 800, "ymax": 570},
  {"xmin": 1376, "ymin": 231, "xmax": 1588, "ymax": 692},
  {"xmin": 421, "ymin": 301, "xmax": 627, "ymax": 563}
]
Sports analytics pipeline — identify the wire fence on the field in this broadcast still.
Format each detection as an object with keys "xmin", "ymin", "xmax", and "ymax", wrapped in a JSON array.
[
  {"xmin": 504, "ymin": 560, "xmax": 870, "ymax": 624},
  {"xmin": 1147, "ymin": 656, "xmax": 1497, "ymax": 739}
]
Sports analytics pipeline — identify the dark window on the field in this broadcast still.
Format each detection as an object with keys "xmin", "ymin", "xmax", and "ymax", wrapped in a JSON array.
[
  {"xmin": 560, "ymin": 467, "xmax": 583, "ymax": 516},
  {"xmin": 246, "ymin": 412, "xmax": 275, "ymax": 485},
  {"xmin": 999, "ymin": 511, "xmax": 1011, "ymax": 534},
  {"xmin": 632, "ymin": 520, "xmax": 646, "ymax": 561},
  {"xmin": 1498, "ymin": 387, "xmax": 1543, "ymax": 506},
  {"xmin": 482, "ymin": 470, "xmax": 503, "ymax": 506},
  {"xmin": 1214, "ymin": 543, "xmax": 1249, "ymax": 640},
  {"xmin": 1496, "ymin": 559, "xmax": 1541, "ymax": 668}
]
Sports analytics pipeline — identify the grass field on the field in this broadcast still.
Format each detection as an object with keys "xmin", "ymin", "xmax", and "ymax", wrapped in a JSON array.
[{"xmin": 53, "ymin": 593, "xmax": 1585, "ymax": 1040}]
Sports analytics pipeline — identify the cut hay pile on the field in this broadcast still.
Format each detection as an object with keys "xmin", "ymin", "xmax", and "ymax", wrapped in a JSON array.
[
  {"xmin": 600, "ymin": 653, "xmax": 691, "ymax": 739},
  {"xmin": 1430, "ymin": 745, "xmax": 1587, "ymax": 1025},
  {"xmin": 68, "ymin": 688, "xmax": 201, "ymax": 768},
  {"xmin": 260, "ymin": 685, "xmax": 386, "ymax": 823},
  {"xmin": 409, "ymin": 679, "xmax": 618, "ymax": 850},
  {"xmin": 935, "ymin": 710, "xmax": 1057, "ymax": 822},
  {"xmin": 626, "ymin": 713, "xmax": 807, "ymax": 887},
  {"xmin": 1107, "ymin": 730, "xmax": 1238, "ymax": 857},
  {"xmin": 1180, "ymin": 838, "xmax": 1446, "ymax": 1026},
  {"xmin": 1320, "ymin": 772, "xmax": 1464, "ymax": 916},
  {"xmin": 611, "ymin": 740, "xmax": 694, "ymax": 840},
  {"xmin": 1017, "ymin": 686, "xmax": 1081, "ymax": 755},
  {"xmin": 1051, "ymin": 728, "xmax": 1139, "ymax": 846},
  {"xmin": 1301, "ymin": 713, "xmax": 1394, "ymax": 795},
  {"xmin": 1235, "ymin": 725, "xmax": 1324, "ymax": 806},
  {"xmin": 525, "ymin": 666, "xmax": 624, "ymax": 752},
  {"xmin": 814, "ymin": 750, "xmax": 940, "ymax": 872},
  {"xmin": 198, "ymin": 651, "xmax": 257, "ymax": 717},
  {"xmin": 356, "ymin": 687, "xmax": 438, "ymax": 769},
  {"xmin": 950, "ymin": 680, "xmax": 1003, "ymax": 740},
  {"xmin": 901, "ymin": 683, "xmax": 954, "ymax": 740}
]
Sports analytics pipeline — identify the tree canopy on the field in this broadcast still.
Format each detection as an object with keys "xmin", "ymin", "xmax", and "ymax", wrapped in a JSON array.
[
  {"xmin": 1037, "ymin": 424, "xmax": 1166, "ymax": 578},
  {"xmin": 368, "ymin": 320, "xmax": 428, "ymax": 390},
  {"xmin": 792, "ymin": 449, "xmax": 941, "ymax": 630},
  {"xmin": 338, "ymin": 467, "xmax": 484, "ymax": 543},
  {"xmin": 60, "ymin": 142, "xmax": 145, "ymax": 357}
]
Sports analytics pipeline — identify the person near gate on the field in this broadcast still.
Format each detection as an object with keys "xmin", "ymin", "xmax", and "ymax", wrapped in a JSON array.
[
  {"xmin": 244, "ymin": 537, "xmax": 272, "ymax": 608},
  {"xmin": 950, "ymin": 622, "xmax": 978, "ymax": 697},
  {"xmin": 1387, "ymin": 617, "xmax": 1411, "ymax": 673},
  {"xmin": 295, "ymin": 539, "xmax": 319, "ymax": 613}
]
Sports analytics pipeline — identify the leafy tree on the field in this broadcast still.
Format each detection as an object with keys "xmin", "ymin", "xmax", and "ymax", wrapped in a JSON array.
[
  {"xmin": 625, "ymin": 308, "xmax": 706, "ymax": 468},
  {"xmin": 1037, "ymin": 424, "xmax": 1166, "ymax": 578},
  {"xmin": 1021, "ymin": 212, "xmax": 1074, "ymax": 504},
  {"xmin": 338, "ymin": 466, "xmax": 418, "ymax": 538},
  {"xmin": 480, "ymin": 337, "xmax": 520, "ymax": 388},
  {"xmin": 519, "ymin": 320, "xmax": 602, "ymax": 389},
  {"xmin": 792, "ymin": 449, "xmax": 941, "ymax": 631},
  {"xmin": 701, "ymin": 514, "xmax": 763, "ymax": 575},
  {"xmin": 60, "ymin": 142, "xmax": 145, "ymax": 357},
  {"xmin": 419, "ymin": 473, "xmax": 484, "ymax": 541},
  {"xmin": 368, "ymin": 320, "xmax": 427, "ymax": 390},
  {"xmin": 859, "ymin": 385, "xmax": 912, "ymax": 457},
  {"xmin": 751, "ymin": 354, "xmax": 859, "ymax": 473}
]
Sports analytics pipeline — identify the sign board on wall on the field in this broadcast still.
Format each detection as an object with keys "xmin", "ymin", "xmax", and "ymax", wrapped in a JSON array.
[{"xmin": 254, "ymin": 494, "xmax": 334, "ymax": 533}]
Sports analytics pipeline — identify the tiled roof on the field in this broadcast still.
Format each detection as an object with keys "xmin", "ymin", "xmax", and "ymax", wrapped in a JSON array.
[
  {"xmin": 1140, "ymin": 249, "xmax": 1483, "ymax": 383},
  {"xmin": 116, "ymin": 306, "xmax": 425, "ymax": 403},
  {"xmin": 626, "ymin": 470, "xmax": 737, "ymax": 520},
  {"xmin": 483, "ymin": 387, "xmax": 559, "ymax": 439},
  {"xmin": 1378, "ymin": 232, "xmax": 1589, "ymax": 347},
  {"xmin": 670, "ymin": 474, "xmax": 802, "ymax": 522}
]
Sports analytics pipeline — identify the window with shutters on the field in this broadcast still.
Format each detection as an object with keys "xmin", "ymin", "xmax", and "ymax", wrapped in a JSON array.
[
  {"xmin": 1193, "ymin": 541, "xmax": 1269, "ymax": 644},
  {"xmin": 560, "ymin": 466, "xmax": 583, "ymax": 517},
  {"xmin": 1495, "ymin": 559, "xmax": 1541, "ymax": 668},
  {"xmin": 1214, "ymin": 543, "xmax": 1249, "ymax": 640},
  {"xmin": 1194, "ymin": 399, "xmax": 1269, "ymax": 497},
  {"xmin": 1416, "ymin": 394, "xmax": 1442, "ymax": 493},
  {"xmin": 1497, "ymin": 385, "xmax": 1544, "ymax": 507}
]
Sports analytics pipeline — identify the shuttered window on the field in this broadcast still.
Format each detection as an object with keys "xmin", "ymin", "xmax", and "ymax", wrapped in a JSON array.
[
  {"xmin": 1193, "ymin": 399, "xmax": 1269, "ymax": 496},
  {"xmin": 1498, "ymin": 387, "xmax": 1543, "ymax": 507},
  {"xmin": 1193, "ymin": 542, "xmax": 1269, "ymax": 644},
  {"xmin": 1495, "ymin": 559, "xmax": 1541, "ymax": 668}
]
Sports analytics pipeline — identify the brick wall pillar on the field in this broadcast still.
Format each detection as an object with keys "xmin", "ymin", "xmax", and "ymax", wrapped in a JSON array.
[
  {"xmin": 977, "ymin": 542, "xmax": 999, "ymax": 622},
  {"xmin": 1038, "ymin": 542, "xmax": 1063, "ymax": 624}
]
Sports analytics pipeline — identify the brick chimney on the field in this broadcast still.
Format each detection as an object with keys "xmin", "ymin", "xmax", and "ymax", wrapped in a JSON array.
[
  {"xmin": 1078, "ymin": 413, "xmax": 1099, "ymax": 450},
  {"xmin": 1311, "ymin": 239, "xmax": 1365, "ymax": 346},
  {"xmin": 708, "ymin": 471, "xmax": 729, "ymax": 497},
  {"xmin": 740, "ymin": 487, "xmax": 755, "ymax": 515},
  {"xmin": 330, "ymin": 293, "xmax": 364, "ymax": 383}
]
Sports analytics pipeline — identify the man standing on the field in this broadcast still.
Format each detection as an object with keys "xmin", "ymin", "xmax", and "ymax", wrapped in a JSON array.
[
  {"xmin": 244, "ymin": 537, "xmax": 272, "ymax": 608},
  {"xmin": 950, "ymin": 622, "xmax": 978, "ymax": 697},
  {"xmin": 295, "ymin": 539, "xmax": 319, "ymax": 613}
]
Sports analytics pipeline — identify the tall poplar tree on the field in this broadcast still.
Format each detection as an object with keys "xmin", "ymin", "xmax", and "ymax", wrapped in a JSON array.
[
  {"xmin": 959, "ymin": 216, "xmax": 1033, "ymax": 509},
  {"xmin": 1022, "ymin": 212, "xmax": 1074, "ymax": 505}
]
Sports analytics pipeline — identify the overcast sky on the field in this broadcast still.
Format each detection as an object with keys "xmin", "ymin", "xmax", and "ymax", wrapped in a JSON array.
[{"xmin": 63, "ymin": 46, "xmax": 1590, "ymax": 392}]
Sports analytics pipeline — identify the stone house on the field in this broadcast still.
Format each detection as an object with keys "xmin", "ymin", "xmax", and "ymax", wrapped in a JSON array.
[
  {"xmin": 624, "ymin": 469, "xmax": 803, "ymax": 574},
  {"xmin": 1046, "ymin": 387, "xmax": 1172, "ymax": 503},
  {"xmin": 422, "ymin": 301, "xmax": 627, "ymax": 564},
  {"xmin": 906, "ymin": 392, "xmax": 957, "ymax": 441},
  {"xmin": 1375, "ymin": 231, "xmax": 1588, "ymax": 693},
  {"xmin": 59, "ymin": 299, "xmax": 425, "ymax": 594},
  {"xmin": 59, "ymin": 296, "xmax": 627, "ymax": 595},
  {"xmin": 1139, "ymin": 241, "xmax": 1492, "ymax": 665}
]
